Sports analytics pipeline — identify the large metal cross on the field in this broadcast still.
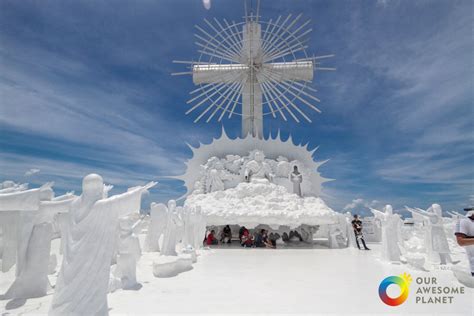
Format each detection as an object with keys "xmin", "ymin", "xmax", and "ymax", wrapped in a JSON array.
[{"xmin": 192, "ymin": 21, "xmax": 314, "ymax": 139}]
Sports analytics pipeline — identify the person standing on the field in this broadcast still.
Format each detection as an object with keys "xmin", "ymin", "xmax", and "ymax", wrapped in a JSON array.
[
  {"xmin": 352, "ymin": 214, "xmax": 370, "ymax": 250},
  {"xmin": 455, "ymin": 208, "xmax": 474, "ymax": 276}
]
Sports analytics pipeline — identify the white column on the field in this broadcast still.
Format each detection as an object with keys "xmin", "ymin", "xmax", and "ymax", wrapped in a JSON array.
[{"xmin": 241, "ymin": 22, "xmax": 263, "ymax": 139}]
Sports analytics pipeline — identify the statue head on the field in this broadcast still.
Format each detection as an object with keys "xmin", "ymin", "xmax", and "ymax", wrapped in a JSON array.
[
  {"xmin": 293, "ymin": 165, "xmax": 299, "ymax": 172},
  {"xmin": 384, "ymin": 205, "xmax": 393, "ymax": 215},
  {"xmin": 82, "ymin": 174, "xmax": 104, "ymax": 203},
  {"xmin": 40, "ymin": 187, "xmax": 54, "ymax": 201},
  {"xmin": 431, "ymin": 203, "xmax": 442, "ymax": 217},
  {"xmin": 168, "ymin": 199, "xmax": 176, "ymax": 211},
  {"xmin": 254, "ymin": 150, "xmax": 264, "ymax": 162}
]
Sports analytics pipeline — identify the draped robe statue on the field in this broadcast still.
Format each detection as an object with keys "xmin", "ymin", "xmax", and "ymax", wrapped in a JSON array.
[
  {"xmin": 407, "ymin": 204, "xmax": 455, "ymax": 265},
  {"xmin": 289, "ymin": 166, "xmax": 303, "ymax": 197},
  {"xmin": 144, "ymin": 202, "xmax": 168, "ymax": 252},
  {"xmin": 0, "ymin": 182, "xmax": 64, "ymax": 300},
  {"xmin": 371, "ymin": 205, "xmax": 403, "ymax": 262},
  {"xmin": 160, "ymin": 200, "xmax": 182, "ymax": 256},
  {"xmin": 5, "ymin": 196, "xmax": 75, "ymax": 299},
  {"xmin": 192, "ymin": 206, "xmax": 206, "ymax": 250},
  {"xmin": 0, "ymin": 186, "xmax": 44, "ymax": 273},
  {"xmin": 49, "ymin": 174, "xmax": 156, "ymax": 316},
  {"xmin": 115, "ymin": 217, "xmax": 143, "ymax": 289}
]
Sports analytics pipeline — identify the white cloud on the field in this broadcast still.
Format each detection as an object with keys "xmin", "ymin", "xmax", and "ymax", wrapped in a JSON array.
[
  {"xmin": 343, "ymin": 198, "xmax": 381, "ymax": 212},
  {"xmin": 24, "ymin": 168, "xmax": 40, "ymax": 177}
]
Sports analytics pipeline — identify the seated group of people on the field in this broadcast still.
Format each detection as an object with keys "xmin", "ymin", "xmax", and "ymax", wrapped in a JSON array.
[
  {"xmin": 205, "ymin": 225, "xmax": 232, "ymax": 246},
  {"xmin": 204, "ymin": 225, "xmax": 305, "ymax": 248},
  {"xmin": 239, "ymin": 227, "xmax": 277, "ymax": 248}
]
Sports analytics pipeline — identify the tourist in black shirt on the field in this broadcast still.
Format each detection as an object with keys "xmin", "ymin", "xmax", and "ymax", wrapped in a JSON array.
[{"xmin": 352, "ymin": 214, "xmax": 370, "ymax": 250}]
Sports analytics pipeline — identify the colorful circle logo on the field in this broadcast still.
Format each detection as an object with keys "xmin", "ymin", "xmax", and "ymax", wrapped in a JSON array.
[{"xmin": 378, "ymin": 273, "xmax": 411, "ymax": 306}]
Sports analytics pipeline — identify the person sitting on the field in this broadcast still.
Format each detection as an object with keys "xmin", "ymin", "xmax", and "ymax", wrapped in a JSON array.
[
  {"xmin": 254, "ymin": 229, "xmax": 265, "ymax": 247},
  {"xmin": 239, "ymin": 226, "xmax": 246, "ymax": 242},
  {"xmin": 262, "ymin": 230, "xmax": 275, "ymax": 248},
  {"xmin": 221, "ymin": 225, "xmax": 232, "ymax": 244},
  {"xmin": 241, "ymin": 228, "xmax": 253, "ymax": 248},
  {"xmin": 269, "ymin": 232, "xmax": 280, "ymax": 247},
  {"xmin": 206, "ymin": 230, "xmax": 218, "ymax": 246},
  {"xmin": 282, "ymin": 232, "xmax": 289, "ymax": 242}
]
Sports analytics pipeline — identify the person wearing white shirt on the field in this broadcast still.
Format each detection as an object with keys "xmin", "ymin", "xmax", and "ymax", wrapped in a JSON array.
[{"xmin": 455, "ymin": 208, "xmax": 474, "ymax": 276}]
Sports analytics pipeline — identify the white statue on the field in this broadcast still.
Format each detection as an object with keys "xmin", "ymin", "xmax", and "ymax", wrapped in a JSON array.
[
  {"xmin": 371, "ymin": 205, "xmax": 403, "ymax": 262},
  {"xmin": 276, "ymin": 160, "xmax": 290, "ymax": 178},
  {"xmin": 0, "ymin": 183, "xmax": 51, "ymax": 278},
  {"xmin": 407, "ymin": 204, "xmax": 456, "ymax": 265},
  {"xmin": 0, "ymin": 181, "xmax": 28, "ymax": 194},
  {"xmin": 11, "ymin": 198, "xmax": 75, "ymax": 299},
  {"xmin": 289, "ymin": 165, "xmax": 303, "ymax": 197},
  {"xmin": 344, "ymin": 212, "xmax": 358, "ymax": 248},
  {"xmin": 144, "ymin": 203, "xmax": 168, "ymax": 252},
  {"xmin": 49, "ymin": 174, "xmax": 155, "ymax": 316},
  {"xmin": 224, "ymin": 154, "xmax": 242, "ymax": 174},
  {"xmin": 244, "ymin": 150, "xmax": 273, "ymax": 182},
  {"xmin": 192, "ymin": 206, "xmax": 206, "ymax": 250},
  {"xmin": 160, "ymin": 200, "xmax": 182, "ymax": 256},
  {"xmin": 115, "ymin": 216, "xmax": 143, "ymax": 289},
  {"xmin": 206, "ymin": 161, "xmax": 230, "ymax": 193},
  {"xmin": 181, "ymin": 206, "xmax": 195, "ymax": 248},
  {"xmin": 192, "ymin": 180, "xmax": 204, "ymax": 194}
]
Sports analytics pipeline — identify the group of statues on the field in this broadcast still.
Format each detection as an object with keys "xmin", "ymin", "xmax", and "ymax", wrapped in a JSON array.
[
  {"xmin": 193, "ymin": 150, "xmax": 304, "ymax": 197},
  {"xmin": 145, "ymin": 200, "xmax": 206, "ymax": 257},
  {"xmin": 0, "ymin": 174, "xmax": 206, "ymax": 316},
  {"xmin": 332, "ymin": 203, "xmax": 463, "ymax": 269}
]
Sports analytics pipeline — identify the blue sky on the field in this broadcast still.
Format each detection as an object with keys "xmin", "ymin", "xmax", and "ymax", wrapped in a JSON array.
[{"xmin": 0, "ymin": 0, "xmax": 472, "ymax": 216}]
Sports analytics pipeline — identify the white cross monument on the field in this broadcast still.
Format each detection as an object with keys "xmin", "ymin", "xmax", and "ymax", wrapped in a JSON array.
[{"xmin": 173, "ymin": 3, "xmax": 334, "ymax": 139}]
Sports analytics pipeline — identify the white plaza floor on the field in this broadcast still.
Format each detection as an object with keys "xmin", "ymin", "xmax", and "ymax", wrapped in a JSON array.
[{"xmin": 1, "ymin": 241, "xmax": 472, "ymax": 315}]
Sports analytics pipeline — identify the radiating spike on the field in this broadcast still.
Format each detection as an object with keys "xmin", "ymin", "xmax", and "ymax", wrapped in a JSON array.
[
  {"xmin": 263, "ymin": 19, "xmax": 311, "ymax": 58},
  {"xmin": 206, "ymin": 81, "xmax": 241, "ymax": 122},
  {"xmin": 316, "ymin": 67, "xmax": 337, "ymax": 71},
  {"xmin": 195, "ymin": 83, "xmax": 235, "ymax": 123},
  {"xmin": 262, "ymin": 15, "xmax": 282, "ymax": 50},
  {"xmin": 195, "ymin": 41, "xmax": 240, "ymax": 62},
  {"xmin": 261, "ymin": 80, "xmax": 299, "ymax": 122},
  {"xmin": 171, "ymin": 71, "xmax": 193, "ymax": 76},
  {"xmin": 186, "ymin": 82, "xmax": 234, "ymax": 114},
  {"xmin": 194, "ymin": 33, "xmax": 241, "ymax": 60},
  {"xmin": 262, "ymin": 14, "xmax": 292, "ymax": 52},
  {"xmin": 204, "ymin": 18, "xmax": 242, "ymax": 57},
  {"xmin": 264, "ymin": 30, "xmax": 311, "ymax": 62},
  {"xmin": 214, "ymin": 18, "xmax": 243, "ymax": 54},
  {"xmin": 223, "ymin": 18, "xmax": 244, "ymax": 52},
  {"xmin": 218, "ymin": 81, "xmax": 242, "ymax": 121},
  {"xmin": 172, "ymin": 60, "xmax": 217, "ymax": 65},
  {"xmin": 259, "ymin": 78, "xmax": 283, "ymax": 120},
  {"xmin": 260, "ymin": 76, "xmax": 288, "ymax": 120},
  {"xmin": 260, "ymin": 71, "xmax": 312, "ymax": 122},
  {"xmin": 187, "ymin": 82, "xmax": 225, "ymax": 104},
  {"xmin": 198, "ymin": 49, "xmax": 239, "ymax": 64}
]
